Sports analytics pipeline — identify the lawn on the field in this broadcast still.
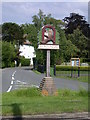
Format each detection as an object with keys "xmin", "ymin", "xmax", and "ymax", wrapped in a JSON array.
[
  {"xmin": 2, "ymin": 88, "xmax": 89, "ymax": 116},
  {"xmin": 56, "ymin": 71, "xmax": 88, "ymax": 83}
]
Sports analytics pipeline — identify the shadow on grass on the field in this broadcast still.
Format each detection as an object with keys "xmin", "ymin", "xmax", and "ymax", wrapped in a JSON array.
[
  {"xmin": 2, "ymin": 103, "xmax": 22, "ymax": 120},
  {"xmin": 11, "ymin": 103, "xmax": 22, "ymax": 120}
]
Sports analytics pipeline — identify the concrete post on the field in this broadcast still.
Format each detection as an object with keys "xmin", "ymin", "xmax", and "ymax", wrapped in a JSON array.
[{"xmin": 46, "ymin": 50, "xmax": 50, "ymax": 77}]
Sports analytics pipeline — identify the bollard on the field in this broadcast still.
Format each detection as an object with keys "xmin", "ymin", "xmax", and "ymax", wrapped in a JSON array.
[
  {"xmin": 71, "ymin": 66, "xmax": 73, "ymax": 77},
  {"xmin": 54, "ymin": 64, "xmax": 56, "ymax": 76},
  {"xmin": 78, "ymin": 66, "xmax": 80, "ymax": 77}
]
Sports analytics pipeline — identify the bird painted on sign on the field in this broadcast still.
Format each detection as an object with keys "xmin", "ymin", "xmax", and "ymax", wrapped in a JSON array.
[{"xmin": 41, "ymin": 29, "xmax": 55, "ymax": 44}]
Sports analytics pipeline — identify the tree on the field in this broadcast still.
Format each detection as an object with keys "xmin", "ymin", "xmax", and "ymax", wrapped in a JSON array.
[
  {"xmin": 63, "ymin": 13, "xmax": 90, "ymax": 38},
  {"xmin": 58, "ymin": 29, "xmax": 79, "ymax": 63},
  {"xmin": 32, "ymin": 9, "xmax": 45, "ymax": 30},
  {"xmin": 67, "ymin": 28, "xmax": 88, "ymax": 58},
  {"xmin": 2, "ymin": 41, "xmax": 16, "ymax": 67},
  {"xmin": 21, "ymin": 24, "xmax": 38, "ymax": 49},
  {"xmin": 2, "ymin": 22, "xmax": 24, "ymax": 44},
  {"xmin": 32, "ymin": 9, "xmax": 66, "ymax": 65}
]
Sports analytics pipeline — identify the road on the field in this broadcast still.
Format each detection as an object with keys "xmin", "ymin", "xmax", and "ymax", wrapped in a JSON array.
[{"xmin": 2, "ymin": 67, "xmax": 88, "ymax": 93}]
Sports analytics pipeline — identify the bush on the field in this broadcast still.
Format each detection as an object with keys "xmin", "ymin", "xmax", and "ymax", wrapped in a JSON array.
[
  {"xmin": 20, "ymin": 57, "xmax": 30, "ymax": 66},
  {"xmin": 2, "ymin": 41, "xmax": 16, "ymax": 68},
  {"xmin": 56, "ymin": 65, "xmax": 90, "ymax": 71}
]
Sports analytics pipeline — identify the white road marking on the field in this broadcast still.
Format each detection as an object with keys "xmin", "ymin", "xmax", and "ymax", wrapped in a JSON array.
[
  {"xmin": 31, "ymin": 85, "xmax": 39, "ymax": 88},
  {"xmin": 12, "ymin": 71, "xmax": 16, "ymax": 76},
  {"xmin": 7, "ymin": 85, "xmax": 12, "ymax": 92},
  {"xmin": 16, "ymin": 80, "xmax": 27, "ymax": 84},
  {"xmin": 7, "ymin": 71, "xmax": 16, "ymax": 92},
  {"xmin": 11, "ymin": 81, "xmax": 14, "ymax": 85},
  {"xmin": 12, "ymin": 76, "xmax": 14, "ymax": 80}
]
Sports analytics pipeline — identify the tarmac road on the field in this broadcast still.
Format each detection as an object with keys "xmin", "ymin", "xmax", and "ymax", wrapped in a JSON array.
[{"xmin": 2, "ymin": 67, "xmax": 88, "ymax": 93}]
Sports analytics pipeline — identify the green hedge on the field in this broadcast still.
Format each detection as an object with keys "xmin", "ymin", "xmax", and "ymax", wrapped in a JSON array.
[
  {"xmin": 56, "ymin": 65, "xmax": 90, "ymax": 71},
  {"xmin": 20, "ymin": 57, "xmax": 30, "ymax": 66}
]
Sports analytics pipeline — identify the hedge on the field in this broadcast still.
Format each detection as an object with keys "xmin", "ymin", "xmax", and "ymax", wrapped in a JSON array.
[
  {"xmin": 20, "ymin": 57, "xmax": 30, "ymax": 66},
  {"xmin": 56, "ymin": 65, "xmax": 90, "ymax": 71}
]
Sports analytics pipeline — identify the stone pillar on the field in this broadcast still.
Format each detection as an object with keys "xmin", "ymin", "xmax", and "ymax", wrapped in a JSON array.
[{"xmin": 46, "ymin": 50, "xmax": 50, "ymax": 77}]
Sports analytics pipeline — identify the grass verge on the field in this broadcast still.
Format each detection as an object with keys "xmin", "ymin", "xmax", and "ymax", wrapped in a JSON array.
[
  {"xmin": 2, "ymin": 88, "xmax": 88, "ymax": 116},
  {"xmin": 56, "ymin": 71, "xmax": 88, "ymax": 83},
  {"xmin": 33, "ymin": 70, "xmax": 41, "ymax": 74}
]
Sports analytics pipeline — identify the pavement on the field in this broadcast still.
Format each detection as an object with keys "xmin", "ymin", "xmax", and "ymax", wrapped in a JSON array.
[{"xmin": 1, "ymin": 112, "xmax": 90, "ymax": 120}]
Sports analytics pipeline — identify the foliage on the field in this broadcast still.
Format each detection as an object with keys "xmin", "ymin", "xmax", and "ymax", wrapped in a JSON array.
[
  {"xmin": 2, "ymin": 22, "xmax": 24, "ymax": 44},
  {"xmin": 20, "ymin": 56, "xmax": 30, "ymax": 66},
  {"xmin": 32, "ymin": 9, "xmax": 69, "ymax": 65},
  {"xmin": 58, "ymin": 29, "xmax": 79, "ymax": 63},
  {"xmin": 21, "ymin": 24, "xmax": 38, "ymax": 49},
  {"xmin": 2, "ymin": 11, "xmax": 89, "ymax": 67},
  {"xmin": 63, "ymin": 13, "xmax": 90, "ymax": 38},
  {"xmin": 68, "ymin": 28, "xmax": 88, "ymax": 58},
  {"xmin": 2, "ymin": 41, "xmax": 16, "ymax": 68},
  {"xmin": 56, "ymin": 65, "xmax": 89, "ymax": 71}
]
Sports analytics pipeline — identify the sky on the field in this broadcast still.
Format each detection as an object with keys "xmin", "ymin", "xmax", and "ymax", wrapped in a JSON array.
[{"xmin": 1, "ymin": 0, "xmax": 90, "ymax": 25}]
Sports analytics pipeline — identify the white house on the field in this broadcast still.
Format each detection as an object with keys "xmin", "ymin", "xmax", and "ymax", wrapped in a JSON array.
[{"xmin": 19, "ymin": 44, "xmax": 36, "ymax": 65}]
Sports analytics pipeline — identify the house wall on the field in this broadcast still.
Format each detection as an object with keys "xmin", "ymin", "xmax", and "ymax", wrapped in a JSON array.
[{"xmin": 19, "ymin": 45, "xmax": 36, "ymax": 65}]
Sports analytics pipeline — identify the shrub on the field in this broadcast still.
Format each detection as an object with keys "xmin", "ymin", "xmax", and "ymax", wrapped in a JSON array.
[
  {"xmin": 20, "ymin": 56, "xmax": 30, "ymax": 66},
  {"xmin": 56, "ymin": 65, "xmax": 90, "ymax": 71}
]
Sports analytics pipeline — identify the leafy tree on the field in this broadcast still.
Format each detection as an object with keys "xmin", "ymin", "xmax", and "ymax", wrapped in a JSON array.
[
  {"xmin": 32, "ymin": 9, "xmax": 65, "ymax": 30},
  {"xmin": 67, "ymin": 28, "xmax": 88, "ymax": 58},
  {"xmin": 21, "ymin": 24, "xmax": 38, "ymax": 49},
  {"xmin": 2, "ymin": 22, "xmax": 24, "ymax": 44},
  {"xmin": 2, "ymin": 41, "xmax": 16, "ymax": 67},
  {"xmin": 63, "ymin": 13, "xmax": 90, "ymax": 38},
  {"xmin": 32, "ymin": 9, "xmax": 66, "ymax": 65},
  {"xmin": 58, "ymin": 29, "xmax": 79, "ymax": 63},
  {"xmin": 32, "ymin": 9, "xmax": 45, "ymax": 30}
]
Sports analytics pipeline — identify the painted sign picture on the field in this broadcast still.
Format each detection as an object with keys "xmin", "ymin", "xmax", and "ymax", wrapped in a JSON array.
[{"xmin": 38, "ymin": 25, "xmax": 59, "ymax": 45}]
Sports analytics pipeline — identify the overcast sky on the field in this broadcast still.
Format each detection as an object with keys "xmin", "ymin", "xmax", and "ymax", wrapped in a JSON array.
[{"xmin": 1, "ymin": 0, "xmax": 90, "ymax": 25}]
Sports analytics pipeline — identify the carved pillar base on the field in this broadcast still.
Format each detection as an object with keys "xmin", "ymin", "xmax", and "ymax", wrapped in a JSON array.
[{"xmin": 39, "ymin": 77, "xmax": 58, "ymax": 96}]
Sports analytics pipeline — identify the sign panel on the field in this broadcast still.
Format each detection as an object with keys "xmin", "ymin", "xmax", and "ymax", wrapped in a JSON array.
[
  {"xmin": 38, "ymin": 25, "xmax": 59, "ymax": 50},
  {"xmin": 71, "ymin": 60, "xmax": 74, "ymax": 66},
  {"xmin": 71, "ymin": 58, "xmax": 80, "ymax": 67},
  {"xmin": 38, "ymin": 44, "xmax": 59, "ymax": 50}
]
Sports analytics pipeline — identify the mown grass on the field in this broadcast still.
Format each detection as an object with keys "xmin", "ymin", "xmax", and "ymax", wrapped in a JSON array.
[
  {"xmin": 56, "ymin": 71, "xmax": 88, "ymax": 83},
  {"xmin": 2, "ymin": 87, "xmax": 89, "ymax": 116}
]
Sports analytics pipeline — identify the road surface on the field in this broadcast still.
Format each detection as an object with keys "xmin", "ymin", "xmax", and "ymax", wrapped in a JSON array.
[{"xmin": 2, "ymin": 67, "xmax": 88, "ymax": 93}]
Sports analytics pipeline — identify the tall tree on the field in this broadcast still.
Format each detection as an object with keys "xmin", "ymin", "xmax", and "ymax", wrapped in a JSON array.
[
  {"xmin": 2, "ymin": 22, "xmax": 24, "ymax": 44},
  {"xmin": 32, "ymin": 9, "xmax": 45, "ymax": 30},
  {"xmin": 58, "ymin": 29, "xmax": 79, "ymax": 63},
  {"xmin": 21, "ymin": 24, "xmax": 37, "ymax": 49},
  {"xmin": 32, "ymin": 9, "xmax": 66, "ymax": 65},
  {"xmin": 63, "ymin": 13, "xmax": 90, "ymax": 38},
  {"xmin": 67, "ymin": 28, "xmax": 88, "ymax": 58}
]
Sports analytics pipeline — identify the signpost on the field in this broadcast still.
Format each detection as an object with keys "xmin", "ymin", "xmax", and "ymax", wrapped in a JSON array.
[
  {"xmin": 38, "ymin": 25, "xmax": 59, "ymax": 96},
  {"xmin": 71, "ymin": 58, "xmax": 80, "ymax": 77},
  {"xmin": 71, "ymin": 58, "xmax": 80, "ymax": 67}
]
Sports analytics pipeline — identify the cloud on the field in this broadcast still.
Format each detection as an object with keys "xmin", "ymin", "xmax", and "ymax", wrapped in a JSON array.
[{"xmin": 2, "ymin": 2, "xmax": 88, "ymax": 24}]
